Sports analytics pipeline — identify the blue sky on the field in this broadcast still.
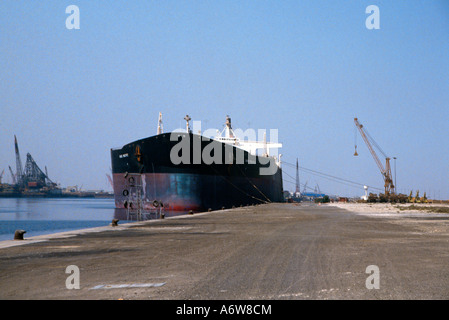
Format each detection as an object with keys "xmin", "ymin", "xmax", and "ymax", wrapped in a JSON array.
[{"xmin": 1, "ymin": 1, "xmax": 448, "ymax": 198}]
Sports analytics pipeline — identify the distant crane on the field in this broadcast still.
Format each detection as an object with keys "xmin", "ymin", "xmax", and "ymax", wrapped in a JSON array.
[
  {"xmin": 302, "ymin": 181, "xmax": 308, "ymax": 194},
  {"xmin": 354, "ymin": 118, "xmax": 395, "ymax": 196},
  {"xmin": 22, "ymin": 153, "xmax": 54, "ymax": 188},
  {"xmin": 314, "ymin": 183, "xmax": 321, "ymax": 195},
  {"xmin": 11, "ymin": 136, "xmax": 55, "ymax": 189},
  {"xmin": 0, "ymin": 169, "xmax": 4, "ymax": 184},
  {"xmin": 9, "ymin": 166, "xmax": 16, "ymax": 185},
  {"xmin": 106, "ymin": 174, "xmax": 114, "ymax": 190},
  {"xmin": 14, "ymin": 135, "xmax": 24, "ymax": 186}
]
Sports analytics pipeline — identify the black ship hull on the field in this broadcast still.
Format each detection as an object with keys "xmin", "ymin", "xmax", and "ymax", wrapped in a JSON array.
[{"xmin": 110, "ymin": 132, "xmax": 284, "ymax": 212}]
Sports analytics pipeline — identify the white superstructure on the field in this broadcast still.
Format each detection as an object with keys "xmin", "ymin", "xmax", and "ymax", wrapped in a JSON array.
[{"xmin": 213, "ymin": 115, "xmax": 282, "ymax": 166}]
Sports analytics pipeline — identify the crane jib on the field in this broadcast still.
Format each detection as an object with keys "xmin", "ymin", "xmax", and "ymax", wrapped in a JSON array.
[{"xmin": 354, "ymin": 118, "xmax": 395, "ymax": 196}]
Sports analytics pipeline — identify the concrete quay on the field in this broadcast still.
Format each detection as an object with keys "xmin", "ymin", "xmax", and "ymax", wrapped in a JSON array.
[{"xmin": 0, "ymin": 203, "xmax": 448, "ymax": 300}]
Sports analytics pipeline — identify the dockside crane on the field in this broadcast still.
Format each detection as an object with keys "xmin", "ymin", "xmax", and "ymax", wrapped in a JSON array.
[
  {"xmin": 23, "ymin": 153, "xmax": 54, "ymax": 188},
  {"xmin": 9, "ymin": 166, "xmax": 16, "ymax": 185},
  {"xmin": 302, "ymin": 181, "xmax": 308, "ymax": 194},
  {"xmin": 106, "ymin": 174, "xmax": 114, "ymax": 190},
  {"xmin": 354, "ymin": 118, "xmax": 395, "ymax": 196},
  {"xmin": 14, "ymin": 135, "xmax": 24, "ymax": 187}
]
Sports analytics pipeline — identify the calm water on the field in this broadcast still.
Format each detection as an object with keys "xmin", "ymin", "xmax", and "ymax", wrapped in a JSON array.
[{"xmin": 0, "ymin": 197, "xmax": 124, "ymax": 241}]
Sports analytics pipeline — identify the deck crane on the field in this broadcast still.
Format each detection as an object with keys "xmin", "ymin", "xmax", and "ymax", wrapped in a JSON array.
[{"xmin": 354, "ymin": 118, "xmax": 395, "ymax": 196}]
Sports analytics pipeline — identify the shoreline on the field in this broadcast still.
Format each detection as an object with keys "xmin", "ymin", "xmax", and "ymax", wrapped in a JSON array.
[{"xmin": 0, "ymin": 209, "xmax": 214, "ymax": 249}]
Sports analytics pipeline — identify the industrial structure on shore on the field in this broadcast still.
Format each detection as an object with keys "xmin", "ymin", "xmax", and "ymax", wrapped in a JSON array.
[{"xmin": 0, "ymin": 136, "xmax": 112, "ymax": 198}]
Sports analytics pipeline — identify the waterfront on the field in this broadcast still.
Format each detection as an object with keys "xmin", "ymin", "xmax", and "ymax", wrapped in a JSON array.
[
  {"xmin": 0, "ymin": 198, "xmax": 117, "ymax": 241},
  {"xmin": 0, "ymin": 197, "xmax": 191, "ymax": 241}
]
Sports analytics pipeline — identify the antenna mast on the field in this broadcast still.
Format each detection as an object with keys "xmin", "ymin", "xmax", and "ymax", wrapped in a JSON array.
[{"xmin": 295, "ymin": 158, "xmax": 300, "ymax": 194}]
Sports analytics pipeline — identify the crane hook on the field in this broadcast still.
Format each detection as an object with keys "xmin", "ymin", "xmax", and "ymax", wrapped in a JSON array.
[{"xmin": 354, "ymin": 145, "xmax": 358, "ymax": 156}]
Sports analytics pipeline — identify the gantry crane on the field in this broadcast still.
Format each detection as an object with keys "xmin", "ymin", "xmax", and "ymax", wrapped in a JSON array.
[{"xmin": 354, "ymin": 118, "xmax": 395, "ymax": 196}]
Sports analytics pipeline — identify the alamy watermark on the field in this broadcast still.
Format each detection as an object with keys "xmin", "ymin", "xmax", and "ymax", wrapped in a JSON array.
[
  {"xmin": 66, "ymin": 5, "xmax": 80, "ymax": 30},
  {"xmin": 366, "ymin": 5, "xmax": 380, "ymax": 30},
  {"xmin": 365, "ymin": 265, "xmax": 380, "ymax": 289},
  {"xmin": 64, "ymin": 5, "xmax": 379, "ymax": 30},
  {"xmin": 169, "ymin": 121, "xmax": 281, "ymax": 176},
  {"xmin": 65, "ymin": 265, "xmax": 80, "ymax": 289}
]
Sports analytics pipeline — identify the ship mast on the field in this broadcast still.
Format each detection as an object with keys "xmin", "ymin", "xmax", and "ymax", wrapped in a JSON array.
[
  {"xmin": 184, "ymin": 115, "xmax": 192, "ymax": 133},
  {"xmin": 157, "ymin": 112, "xmax": 163, "ymax": 135},
  {"xmin": 224, "ymin": 115, "xmax": 234, "ymax": 138},
  {"xmin": 262, "ymin": 132, "xmax": 268, "ymax": 156}
]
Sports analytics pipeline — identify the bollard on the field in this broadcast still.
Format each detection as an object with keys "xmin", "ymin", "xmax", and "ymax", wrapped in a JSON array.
[
  {"xmin": 111, "ymin": 219, "xmax": 119, "ymax": 227},
  {"xmin": 208, "ymin": 208, "xmax": 212, "ymax": 212},
  {"xmin": 161, "ymin": 213, "xmax": 165, "ymax": 219},
  {"xmin": 188, "ymin": 210, "xmax": 194, "ymax": 215},
  {"xmin": 221, "ymin": 207, "xmax": 225, "ymax": 210},
  {"xmin": 14, "ymin": 230, "xmax": 26, "ymax": 240}
]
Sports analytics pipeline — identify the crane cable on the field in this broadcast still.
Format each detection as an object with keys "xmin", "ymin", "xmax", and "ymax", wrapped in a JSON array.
[
  {"xmin": 282, "ymin": 170, "xmax": 319, "ymax": 192},
  {"xmin": 282, "ymin": 160, "xmax": 384, "ymax": 192},
  {"xmin": 362, "ymin": 126, "xmax": 389, "ymax": 159}
]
